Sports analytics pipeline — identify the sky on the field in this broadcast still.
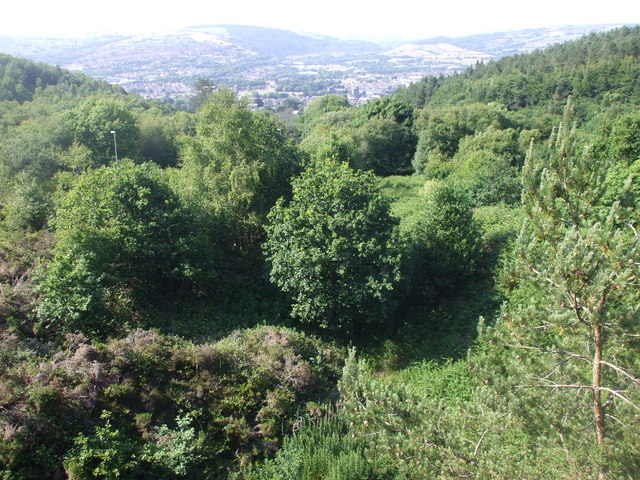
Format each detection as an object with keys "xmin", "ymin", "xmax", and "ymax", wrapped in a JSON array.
[{"xmin": 4, "ymin": 0, "xmax": 639, "ymax": 41}]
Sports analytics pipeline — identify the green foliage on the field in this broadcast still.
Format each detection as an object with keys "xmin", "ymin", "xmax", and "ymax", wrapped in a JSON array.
[
  {"xmin": 0, "ymin": 54, "xmax": 120, "ymax": 104},
  {"xmin": 37, "ymin": 161, "xmax": 197, "ymax": 338},
  {"xmin": 410, "ymin": 26, "xmax": 640, "ymax": 111},
  {"xmin": 300, "ymin": 127, "xmax": 361, "ymax": 166},
  {"xmin": 3, "ymin": 24, "xmax": 640, "ymax": 480},
  {"xmin": 354, "ymin": 117, "xmax": 416, "ymax": 175},
  {"xmin": 64, "ymin": 412, "xmax": 142, "ymax": 479},
  {"xmin": 244, "ymin": 414, "xmax": 384, "ymax": 480},
  {"xmin": 473, "ymin": 204, "xmax": 524, "ymax": 270},
  {"xmin": 594, "ymin": 113, "xmax": 640, "ymax": 210},
  {"xmin": 64, "ymin": 410, "xmax": 203, "ymax": 479},
  {"xmin": 301, "ymin": 94, "xmax": 351, "ymax": 134},
  {"xmin": 0, "ymin": 114, "xmax": 71, "ymax": 229},
  {"xmin": 377, "ymin": 174, "xmax": 430, "ymax": 233},
  {"xmin": 450, "ymin": 150, "xmax": 521, "ymax": 207},
  {"xmin": 2, "ymin": 173, "xmax": 55, "ymax": 231},
  {"xmin": 455, "ymin": 126, "xmax": 523, "ymax": 163},
  {"xmin": 390, "ymin": 358, "xmax": 473, "ymax": 404},
  {"xmin": 353, "ymin": 95, "xmax": 414, "ymax": 127},
  {"xmin": 301, "ymin": 100, "xmax": 417, "ymax": 175},
  {"xmin": 333, "ymin": 351, "xmax": 486, "ymax": 479},
  {"xmin": 0, "ymin": 327, "xmax": 343, "ymax": 479},
  {"xmin": 65, "ymin": 97, "xmax": 141, "ymax": 166},
  {"xmin": 408, "ymin": 182, "xmax": 483, "ymax": 301},
  {"xmin": 412, "ymin": 102, "xmax": 514, "ymax": 174},
  {"xmin": 492, "ymin": 100, "xmax": 640, "ymax": 476},
  {"xmin": 264, "ymin": 160, "xmax": 401, "ymax": 333},
  {"xmin": 137, "ymin": 107, "xmax": 193, "ymax": 167},
  {"xmin": 298, "ymin": 109, "xmax": 363, "ymax": 170},
  {"xmin": 176, "ymin": 88, "xmax": 301, "ymax": 251},
  {"xmin": 0, "ymin": 227, "xmax": 53, "ymax": 329}
]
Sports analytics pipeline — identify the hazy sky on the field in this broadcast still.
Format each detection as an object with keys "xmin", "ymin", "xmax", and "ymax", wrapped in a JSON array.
[{"xmin": 4, "ymin": 0, "xmax": 639, "ymax": 40}]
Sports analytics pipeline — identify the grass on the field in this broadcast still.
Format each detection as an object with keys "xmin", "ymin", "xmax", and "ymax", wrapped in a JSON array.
[{"xmin": 377, "ymin": 174, "xmax": 431, "ymax": 233}]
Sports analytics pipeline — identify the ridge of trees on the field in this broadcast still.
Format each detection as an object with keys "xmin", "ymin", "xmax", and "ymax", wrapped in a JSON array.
[{"xmin": 398, "ymin": 25, "xmax": 640, "ymax": 110}]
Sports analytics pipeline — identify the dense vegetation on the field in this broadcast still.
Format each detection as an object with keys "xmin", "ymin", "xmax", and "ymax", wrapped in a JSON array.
[{"xmin": 0, "ymin": 26, "xmax": 639, "ymax": 479}]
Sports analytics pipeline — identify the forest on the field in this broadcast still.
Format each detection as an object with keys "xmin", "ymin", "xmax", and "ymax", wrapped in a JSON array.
[{"xmin": 0, "ymin": 25, "xmax": 638, "ymax": 479}]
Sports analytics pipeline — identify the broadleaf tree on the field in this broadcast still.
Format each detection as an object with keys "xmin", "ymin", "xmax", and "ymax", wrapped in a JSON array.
[
  {"xmin": 176, "ymin": 88, "xmax": 301, "ymax": 252},
  {"xmin": 37, "ymin": 161, "xmax": 196, "ymax": 338},
  {"xmin": 264, "ymin": 160, "xmax": 401, "ymax": 334}
]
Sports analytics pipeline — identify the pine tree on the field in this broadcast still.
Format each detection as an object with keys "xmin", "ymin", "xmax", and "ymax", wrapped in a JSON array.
[{"xmin": 510, "ymin": 99, "xmax": 640, "ymax": 476}]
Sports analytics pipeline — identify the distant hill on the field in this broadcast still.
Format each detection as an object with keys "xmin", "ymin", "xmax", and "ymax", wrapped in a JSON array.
[
  {"xmin": 0, "ymin": 52, "xmax": 121, "ymax": 103},
  {"xmin": 190, "ymin": 24, "xmax": 380, "ymax": 58},
  {"xmin": 0, "ymin": 23, "xmax": 633, "ymax": 103},
  {"xmin": 414, "ymin": 24, "xmax": 628, "ymax": 56}
]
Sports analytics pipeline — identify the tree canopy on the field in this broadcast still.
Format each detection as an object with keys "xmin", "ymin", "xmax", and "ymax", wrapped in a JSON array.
[
  {"xmin": 176, "ymin": 88, "xmax": 301, "ymax": 251},
  {"xmin": 264, "ymin": 160, "xmax": 400, "ymax": 333},
  {"xmin": 37, "ymin": 161, "xmax": 195, "ymax": 337}
]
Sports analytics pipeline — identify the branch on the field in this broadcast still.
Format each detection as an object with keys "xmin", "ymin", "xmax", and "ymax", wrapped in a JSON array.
[
  {"xmin": 514, "ymin": 384, "xmax": 591, "ymax": 391},
  {"xmin": 473, "ymin": 430, "xmax": 489, "ymax": 459},
  {"xmin": 514, "ymin": 384, "xmax": 639, "ymax": 411},
  {"xmin": 529, "ymin": 266, "xmax": 560, "ymax": 287},
  {"xmin": 628, "ymin": 222, "xmax": 639, "ymax": 251},
  {"xmin": 601, "ymin": 361, "xmax": 640, "ymax": 386},
  {"xmin": 605, "ymin": 413, "xmax": 627, "ymax": 427},
  {"xmin": 506, "ymin": 344, "xmax": 640, "ymax": 385},
  {"xmin": 598, "ymin": 387, "xmax": 640, "ymax": 411},
  {"xmin": 453, "ymin": 451, "xmax": 478, "ymax": 465}
]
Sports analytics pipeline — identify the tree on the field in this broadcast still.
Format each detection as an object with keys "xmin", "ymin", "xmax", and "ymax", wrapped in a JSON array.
[
  {"xmin": 189, "ymin": 78, "xmax": 216, "ymax": 111},
  {"xmin": 409, "ymin": 182, "xmax": 483, "ymax": 301},
  {"xmin": 301, "ymin": 94, "xmax": 351, "ymax": 135},
  {"xmin": 137, "ymin": 107, "xmax": 193, "ymax": 168},
  {"xmin": 507, "ymin": 101, "xmax": 639, "ymax": 475},
  {"xmin": 412, "ymin": 103, "xmax": 514, "ymax": 174},
  {"xmin": 37, "ymin": 161, "xmax": 195, "ymax": 338},
  {"xmin": 450, "ymin": 150, "xmax": 521, "ymax": 207},
  {"xmin": 355, "ymin": 117, "xmax": 416, "ymax": 176},
  {"xmin": 594, "ymin": 113, "xmax": 640, "ymax": 210},
  {"xmin": 0, "ymin": 116, "xmax": 68, "ymax": 230},
  {"xmin": 65, "ymin": 97, "xmax": 140, "ymax": 166},
  {"xmin": 176, "ymin": 88, "xmax": 300, "ymax": 252},
  {"xmin": 354, "ymin": 95, "xmax": 414, "ymax": 128},
  {"xmin": 264, "ymin": 160, "xmax": 400, "ymax": 333}
]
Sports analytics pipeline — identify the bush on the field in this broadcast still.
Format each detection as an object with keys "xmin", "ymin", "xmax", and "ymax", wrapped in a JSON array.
[
  {"xmin": 0, "ymin": 326, "xmax": 344, "ymax": 479},
  {"xmin": 36, "ymin": 161, "xmax": 199, "ymax": 338}
]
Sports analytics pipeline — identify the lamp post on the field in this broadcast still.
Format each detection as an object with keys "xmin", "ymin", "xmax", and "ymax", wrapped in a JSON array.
[{"xmin": 110, "ymin": 130, "xmax": 118, "ymax": 162}]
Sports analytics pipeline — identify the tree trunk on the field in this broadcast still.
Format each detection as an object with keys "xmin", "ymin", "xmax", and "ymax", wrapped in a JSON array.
[{"xmin": 593, "ymin": 321, "xmax": 605, "ymax": 446}]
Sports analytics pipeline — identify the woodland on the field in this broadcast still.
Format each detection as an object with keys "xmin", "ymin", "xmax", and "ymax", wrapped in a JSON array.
[{"xmin": 0, "ymin": 26, "xmax": 639, "ymax": 479}]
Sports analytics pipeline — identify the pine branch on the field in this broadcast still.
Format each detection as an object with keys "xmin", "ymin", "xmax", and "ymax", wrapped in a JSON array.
[
  {"xmin": 513, "ymin": 384, "xmax": 639, "ymax": 410},
  {"xmin": 506, "ymin": 344, "xmax": 640, "ymax": 386},
  {"xmin": 473, "ymin": 429, "xmax": 489, "ymax": 459}
]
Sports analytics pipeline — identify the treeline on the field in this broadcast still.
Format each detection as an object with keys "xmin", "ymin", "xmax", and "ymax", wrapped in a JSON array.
[
  {"xmin": 0, "ymin": 26, "xmax": 639, "ymax": 479},
  {"xmin": 400, "ymin": 25, "xmax": 640, "ymax": 110},
  {"xmin": 0, "ymin": 54, "xmax": 124, "ymax": 103}
]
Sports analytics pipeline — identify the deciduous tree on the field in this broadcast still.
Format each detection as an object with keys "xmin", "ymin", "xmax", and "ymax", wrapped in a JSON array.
[
  {"xmin": 264, "ymin": 160, "xmax": 400, "ymax": 333},
  {"xmin": 176, "ymin": 88, "xmax": 301, "ymax": 252},
  {"xmin": 37, "ymin": 161, "xmax": 194, "ymax": 337}
]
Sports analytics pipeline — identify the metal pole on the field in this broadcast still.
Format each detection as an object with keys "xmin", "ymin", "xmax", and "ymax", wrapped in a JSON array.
[{"xmin": 110, "ymin": 130, "xmax": 118, "ymax": 161}]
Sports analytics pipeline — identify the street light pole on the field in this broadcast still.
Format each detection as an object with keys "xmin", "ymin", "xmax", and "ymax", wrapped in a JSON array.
[{"xmin": 110, "ymin": 130, "xmax": 118, "ymax": 162}]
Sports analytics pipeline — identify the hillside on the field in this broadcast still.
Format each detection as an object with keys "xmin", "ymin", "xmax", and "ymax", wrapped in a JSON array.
[
  {"xmin": 397, "ymin": 24, "xmax": 640, "ymax": 111},
  {"xmin": 0, "ymin": 26, "xmax": 639, "ymax": 480},
  {"xmin": 0, "ymin": 23, "xmax": 627, "ymax": 103}
]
